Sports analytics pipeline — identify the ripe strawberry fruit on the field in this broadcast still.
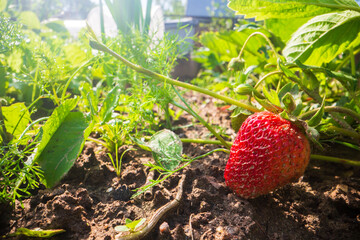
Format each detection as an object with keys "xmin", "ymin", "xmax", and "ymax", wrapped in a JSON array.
[{"xmin": 224, "ymin": 111, "xmax": 311, "ymax": 199}]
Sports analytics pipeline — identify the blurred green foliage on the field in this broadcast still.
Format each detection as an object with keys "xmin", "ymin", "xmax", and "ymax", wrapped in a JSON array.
[{"xmin": 0, "ymin": 0, "xmax": 183, "ymax": 205}]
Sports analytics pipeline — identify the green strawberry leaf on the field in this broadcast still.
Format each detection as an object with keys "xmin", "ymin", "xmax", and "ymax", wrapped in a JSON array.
[
  {"xmin": 278, "ymin": 83, "xmax": 305, "ymax": 116},
  {"xmin": 302, "ymin": 69, "xmax": 320, "ymax": 92},
  {"xmin": 296, "ymin": 120, "xmax": 324, "ymax": 150},
  {"xmin": 265, "ymin": 17, "xmax": 311, "ymax": 43},
  {"xmin": 279, "ymin": 110, "xmax": 298, "ymax": 122},
  {"xmin": 231, "ymin": 107, "xmax": 252, "ymax": 132},
  {"xmin": 227, "ymin": 0, "xmax": 360, "ymax": 20},
  {"xmin": 281, "ymin": 93, "xmax": 297, "ymax": 113},
  {"xmin": 284, "ymin": 10, "xmax": 360, "ymax": 66},
  {"xmin": 278, "ymin": 82, "xmax": 300, "ymax": 100},
  {"xmin": 279, "ymin": 62, "xmax": 299, "ymax": 81},
  {"xmin": 263, "ymin": 86, "xmax": 281, "ymax": 106},
  {"xmin": 330, "ymin": 140, "xmax": 360, "ymax": 151},
  {"xmin": 254, "ymin": 94, "xmax": 283, "ymax": 114},
  {"xmin": 308, "ymin": 97, "xmax": 326, "ymax": 127},
  {"xmin": 28, "ymin": 98, "xmax": 78, "ymax": 165},
  {"xmin": 306, "ymin": 126, "xmax": 324, "ymax": 150},
  {"xmin": 294, "ymin": 60, "xmax": 357, "ymax": 92}
]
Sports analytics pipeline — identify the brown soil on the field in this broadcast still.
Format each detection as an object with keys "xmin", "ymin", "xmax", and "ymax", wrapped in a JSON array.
[{"xmin": 1, "ymin": 94, "xmax": 360, "ymax": 240}]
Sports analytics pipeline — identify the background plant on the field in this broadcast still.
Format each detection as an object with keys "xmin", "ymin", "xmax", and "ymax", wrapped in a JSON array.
[
  {"xmin": 0, "ymin": 0, "xmax": 184, "ymax": 205},
  {"xmin": 102, "ymin": 0, "xmax": 152, "ymax": 35}
]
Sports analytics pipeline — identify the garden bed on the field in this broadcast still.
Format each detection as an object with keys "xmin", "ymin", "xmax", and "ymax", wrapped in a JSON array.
[{"xmin": 1, "ymin": 93, "xmax": 359, "ymax": 240}]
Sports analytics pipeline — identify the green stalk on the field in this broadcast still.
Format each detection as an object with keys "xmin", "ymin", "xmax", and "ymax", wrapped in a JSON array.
[
  {"xmin": 172, "ymin": 82, "xmax": 231, "ymax": 150},
  {"xmin": 89, "ymin": 40, "xmax": 260, "ymax": 113},
  {"xmin": 311, "ymin": 154, "xmax": 360, "ymax": 167},
  {"xmin": 61, "ymin": 58, "xmax": 94, "ymax": 102},
  {"xmin": 52, "ymin": 86, "xmax": 60, "ymax": 106},
  {"xmin": 31, "ymin": 63, "xmax": 39, "ymax": 102},
  {"xmin": 87, "ymin": 136, "xmax": 107, "ymax": 148},
  {"xmin": 299, "ymin": 106, "xmax": 360, "ymax": 123},
  {"xmin": 172, "ymin": 101, "xmax": 231, "ymax": 149},
  {"xmin": 174, "ymin": 137, "xmax": 360, "ymax": 167},
  {"xmin": 114, "ymin": 141, "xmax": 119, "ymax": 176},
  {"xmin": 276, "ymin": 74, "xmax": 283, "ymax": 93},
  {"xmin": 180, "ymin": 138, "xmax": 232, "ymax": 146},
  {"xmin": 191, "ymin": 148, "xmax": 230, "ymax": 160},
  {"xmin": 101, "ymin": 134, "xmax": 359, "ymax": 167},
  {"xmin": 164, "ymin": 103, "xmax": 172, "ymax": 130},
  {"xmin": 350, "ymin": 47, "xmax": 356, "ymax": 76},
  {"xmin": 142, "ymin": 136, "xmax": 232, "ymax": 147},
  {"xmin": 0, "ymin": 102, "xmax": 9, "ymax": 145},
  {"xmin": 254, "ymin": 70, "xmax": 283, "ymax": 89},
  {"xmin": 335, "ymin": 46, "xmax": 360, "ymax": 72},
  {"xmin": 238, "ymin": 32, "xmax": 280, "ymax": 61},
  {"xmin": 325, "ymin": 126, "xmax": 360, "ymax": 140},
  {"xmin": 16, "ymin": 117, "xmax": 49, "ymax": 146},
  {"xmin": 118, "ymin": 147, "xmax": 135, "ymax": 177}
]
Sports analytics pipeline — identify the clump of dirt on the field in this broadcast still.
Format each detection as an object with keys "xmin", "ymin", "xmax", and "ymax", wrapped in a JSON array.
[{"xmin": 1, "ymin": 94, "xmax": 359, "ymax": 240}]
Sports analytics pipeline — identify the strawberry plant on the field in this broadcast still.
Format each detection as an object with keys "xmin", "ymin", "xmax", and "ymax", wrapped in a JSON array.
[{"xmin": 88, "ymin": 0, "xmax": 360, "ymax": 198}]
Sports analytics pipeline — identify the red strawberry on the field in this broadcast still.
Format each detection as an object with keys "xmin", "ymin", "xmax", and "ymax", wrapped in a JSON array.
[{"xmin": 224, "ymin": 111, "xmax": 311, "ymax": 199}]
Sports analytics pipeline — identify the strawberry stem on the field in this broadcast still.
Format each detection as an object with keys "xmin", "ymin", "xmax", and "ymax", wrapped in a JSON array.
[
  {"xmin": 311, "ymin": 154, "xmax": 360, "ymax": 167},
  {"xmin": 179, "ymin": 138, "xmax": 232, "ymax": 147},
  {"xmin": 142, "ymin": 136, "xmax": 232, "ymax": 150},
  {"xmin": 89, "ymin": 40, "xmax": 260, "ymax": 113},
  {"xmin": 299, "ymin": 106, "xmax": 360, "ymax": 123},
  {"xmin": 171, "ymin": 101, "xmax": 231, "ymax": 149},
  {"xmin": 324, "ymin": 126, "xmax": 360, "ymax": 140},
  {"xmin": 237, "ymin": 32, "xmax": 279, "ymax": 61},
  {"xmin": 254, "ymin": 70, "xmax": 283, "ymax": 89},
  {"xmin": 178, "ymin": 138, "xmax": 359, "ymax": 167}
]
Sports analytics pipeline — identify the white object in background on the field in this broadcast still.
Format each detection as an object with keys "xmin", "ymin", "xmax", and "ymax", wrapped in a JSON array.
[
  {"xmin": 63, "ymin": 20, "xmax": 87, "ymax": 38},
  {"xmin": 149, "ymin": 4, "xmax": 165, "ymax": 48},
  {"xmin": 86, "ymin": 5, "xmax": 118, "ymax": 38}
]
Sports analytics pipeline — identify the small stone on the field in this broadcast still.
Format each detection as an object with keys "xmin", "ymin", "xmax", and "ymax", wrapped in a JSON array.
[{"xmin": 159, "ymin": 221, "xmax": 170, "ymax": 234}]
